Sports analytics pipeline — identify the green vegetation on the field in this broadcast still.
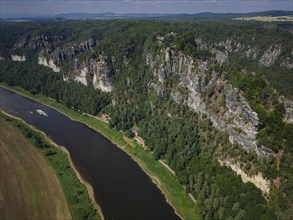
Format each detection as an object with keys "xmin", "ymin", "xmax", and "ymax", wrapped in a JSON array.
[
  {"xmin": 0, "ymin": 84, "xmax": 199, "ymax": 220},
  {"xmin": 0, "ymin": 61, "xmax": 110, "ymax": 115},
  {"xmin": 224, "ymin": 67, "xmax": 287, "ymax": 153},
  {"xmin": 160, "ymin": 32, "xmax": 213, "ymax": 60},
  {"xmin": 0, "ymin": 118, "xmax": 71, "ymax": 220},
  {"xmin": 1, "ymin": 19, "xmax": 292, "ymax": 95},
  {"xmin": 224, "ymin": 66, "xmax": 293, "ymax": 219},
  {"xmin": 1, "ymin": 79, "xmax": 276, "ymax": 219},
  {"xmin": 1, "ymin": 19, "xmax": 293, "ymax": 220},
  {"xmin": 0, "ymin": 111, "xmax": 100, "ymax": 220},
  {"xmin": 107, "ymin": 95, "xmax": 275, "ymax": 220}
]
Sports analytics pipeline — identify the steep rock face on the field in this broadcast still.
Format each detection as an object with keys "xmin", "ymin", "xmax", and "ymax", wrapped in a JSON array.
[
  {"xmin": 37, "ymin": 38, "xmax": 113, "ymax": 92},
  {"xmin": 15, "ymin": 34, "xmax": 66, "ymax": 50},
  {"xmin": 65, "ymin": 56, "xmax": 113, "ymax": 92},
  {"xmin": 38, "ymin": 55, "xmax": 61, "ymax": 72},
  {"xmin": 38, "ymin": 38, "xmax": 95, "ymax": 70},
  {"xmin": 193, "ymin": 38, "xmax": 291, "ymax": 68},
  {"xmin": 259, "ymin": 45, "xmax": 282, "ymax": 67},
  {"xmin": 283, "ymin": 99, "xmax": 293, "ymax": 124},
  {"xmin": 11, "ymin": 55, "xmax": 26, "ymax": 61},
  {"xmin": 245, "ymin": 48, "xmax": 258, "ymax": 59},
  {"xmin": 281, "ymin": 57, "xmax": 293, "ymax": 69},
  {"xmin": 146, "ymin": 48, "xmax": 273, "ymax": 157},
  {"xmin": 218, "ymin": 159, "xmax": 271, "ymax": 194},
  {"xmin": 212, "ymin": 49, "xmax": 229, "ymax": 64},
  {"xmin": 49, "ymin": 38, "xmax": 96, "ymax": 63}
]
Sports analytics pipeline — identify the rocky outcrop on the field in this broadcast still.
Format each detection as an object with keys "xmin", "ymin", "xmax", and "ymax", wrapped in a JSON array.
[
  {"xmin": 38, "ymin": 38, "xmax": 96, "ymax": 65},
  {"xmin": 16, "ymin": 36, "xmax": 30, "ymax": 48},
  {"xmin": 219, "ymin": 159, "xmax": 271, "ymax": 194},
  {"xmin": 49, "ymin": 38, "xmax": 95, "ymax": 63},
  {"xmin": 194, "ymin": 38, "xmax": 208, "ymax": 50},
  {"xmin": 283, "ymin": 99, "xmax": 293, "ymax": 124},
  {"xmin": 35, "ymin": 38, "xmax": 113, "ymax": 92},
  {"xmin": 146, "ymin": 48, "xmax": 273, "ymax": 157},
  {"xmin": 36, "ymin": 37, "xmax": 95, "ymax": 69},
  {"xmin": 65, "ymin": 56, "xmax": 113, "ymax": 92},
  {"xmin": 38, "ymin": 55, "xmax": 60, "ymax": 72},
  {"xmin": 281, "ymin": 57, "xmax": 293, "ymax": 69},
  {"xmin": 74, "ymin": 65, "xmax": 88, "ymax": 86},
  {"xmin": 190, "ymin": 37, "xmax": 289, "ymax": 69},
  {"xmin": 39, "ymin": 38, "xmax": 96, "ymax": 67},
  {"xmin": 15, "ymin": 34, "xmax": 65, "ymax": 50},
  {"xmin": 11, "ymin": 55, "xmax": 26, "ymax": 61},
  {"xmin": 212, "ymin": 49, "xmax": 229, "ymax": 64},
  {"xmin": 245, "ymin": 48, "xmax": 258, "ymax": 59},
  {"xmin": 259, "ymin": 45, "xmax": 282, "ymax": 67}
]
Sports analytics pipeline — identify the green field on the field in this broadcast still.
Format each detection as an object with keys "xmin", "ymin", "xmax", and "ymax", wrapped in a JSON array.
[
  {"xmin": 0, "ymin": 83, "xmax": 200, "ymax": 220},
  {"xmin": 0, "ymin": 111, "xmax": 101, "ymax": 220},
  {"xmin": 0, "ymin": 118, "xmax": 71, "ymax": 220}
]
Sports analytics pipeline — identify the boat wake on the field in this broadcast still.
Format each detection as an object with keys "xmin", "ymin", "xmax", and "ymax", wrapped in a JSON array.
[{"xmin": 36, "ymin": 109, "xmax": 48, "ymax": 117}]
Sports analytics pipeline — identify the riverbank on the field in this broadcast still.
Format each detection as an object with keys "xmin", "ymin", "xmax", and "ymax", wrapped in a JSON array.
[
  {"xmin": 0, "ymin": 111, "xmax": 102, "ymax": 220},
  {"xmin": 0, "ymin": 117, "xmax": 71, "ymax": 220},
  {"xmin": 0, "ymin": 83, "xmax": 200, "ymax": 220}
]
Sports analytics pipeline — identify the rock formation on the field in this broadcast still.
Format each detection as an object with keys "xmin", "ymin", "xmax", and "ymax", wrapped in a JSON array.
[
  {"xmin": 11, "ymin": 55, "xmax": 26, "ymax": 61},
  {"xmin": 146, "ymin": 47, "xmax": 273, "ymax": 157}
]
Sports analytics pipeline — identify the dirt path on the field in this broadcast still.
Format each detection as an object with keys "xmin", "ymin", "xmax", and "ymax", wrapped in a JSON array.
[{"xmin": 159, "ymin": 160, "xmax": 176, "ymax": 175}]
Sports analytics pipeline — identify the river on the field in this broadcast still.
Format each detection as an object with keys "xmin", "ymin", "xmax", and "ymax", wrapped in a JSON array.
[{"xmin": 0, "ymin": 87, "xmax": 180, "ymax": 220}]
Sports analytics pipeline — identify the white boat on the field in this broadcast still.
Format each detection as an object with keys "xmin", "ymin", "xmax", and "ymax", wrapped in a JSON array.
[{"xmin": 36, "ymin": 109, "xmax": 48, "ymax": 117}]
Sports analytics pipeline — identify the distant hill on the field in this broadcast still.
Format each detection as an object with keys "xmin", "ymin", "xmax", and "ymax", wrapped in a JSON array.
[
  {"xmin": 1, "ymin": 10, "xmax": 292, "ymax": 20},
  {"xmin": 54, "ymin": 10, "xmax": 293, "ymax": 20}
]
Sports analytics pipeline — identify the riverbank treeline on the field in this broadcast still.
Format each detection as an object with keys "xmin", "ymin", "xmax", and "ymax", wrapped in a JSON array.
[{"xmin": 0, "ymin": 111, "xmax": 101, "ymax": 220}]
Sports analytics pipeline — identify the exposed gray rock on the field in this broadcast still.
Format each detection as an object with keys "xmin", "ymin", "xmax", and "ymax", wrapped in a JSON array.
[
  {"xmin": 284, "ymin": 99, "xmax": 293, "ymax": 124},
  {"xmin": 171, "ymin": 91, "xmax": 183, "ymax": 104},
  {"xmin": 49, "ymin": 38, "xmax": 95, "ymax": 63},
  {"xmin": 36, "ymin": 38, "xmax": 116, "ymax": 93},
  {"xmin": 233, "ymin": 41, "xmax": 243, "ymax": 53},
  {"xmin": 259, "ymin": 44, "xmax": 282, "ymax": 67},
  {"xmin": 16, "ymin": 34, "xmax": 65, "ymax": 50},
  {"xmin": 225, "ymin": 86, "xmax": 259, "ymax": 127},
  {"xmin": 281, "ymin": 57, "xmax": 293, "ymax": 69},
  {"xmin": 149, "ymin": 82, "xmax": 165, "ymax": 96},
  {"xmin": 123, "ymin": 52, "xmax": 129, "ymax": 65},
  {"xmin": 146, "ymin": 54, "xmax": 154, "ymax": 68},
  {"xmin": 212, "ymin": 49, "xmax": 229, "ymax": 64},
  {"xmin": 194, "ymin": 38, "xmax": 208, "ymax": 50},
  {"xmin": 16, "ymin": 36, "xmax": 30, "ymax": 48},
  {"xmin": 11, "ymin": 54, "xmax": 26, "ymax": 62},
  {"xmin": 146, "ymin": 48, "xmax": 273, "ymax": 157},
  {"xmin": 218, "ymin": 158, "xmax": 271, "ymax": 194},
  {"xmin": 245, "ymin": 48, "xmax": 258, "ymax": 59},
  {"xmin": 216, "ymin": 39, "xmax": 233, "ymax": 52},
  {"xmin": 38, "ymin": 55, "xmax": 60, "ymax": 72},
  {"xmin": 66, "ymin": 55, "xmax": 113, "ymax": 92}
]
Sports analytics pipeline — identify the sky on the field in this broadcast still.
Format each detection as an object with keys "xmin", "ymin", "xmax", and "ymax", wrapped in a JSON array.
[{"xmin": 1, "ymin": 0, "xmax": 292, "ymax": 16}]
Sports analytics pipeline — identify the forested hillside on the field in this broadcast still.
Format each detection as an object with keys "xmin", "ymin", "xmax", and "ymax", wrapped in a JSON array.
[{"xmin": 1, "ymin": 19, "xmax": 292, "ymax": 220}]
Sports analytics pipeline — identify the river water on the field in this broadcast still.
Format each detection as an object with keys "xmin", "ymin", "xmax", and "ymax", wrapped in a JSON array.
[{"xmin": 0, "ymin": 87, "xmax": 180, "ymax": 220}]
